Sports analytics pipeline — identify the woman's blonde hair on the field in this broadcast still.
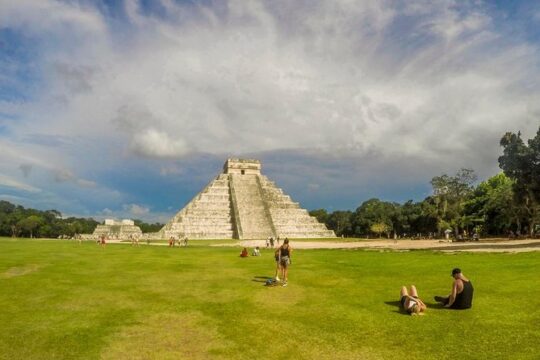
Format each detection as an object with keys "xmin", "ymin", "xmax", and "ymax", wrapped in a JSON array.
[{"xmin": 410, "ymin": 303, "xmax": 420, "ymax": 315}]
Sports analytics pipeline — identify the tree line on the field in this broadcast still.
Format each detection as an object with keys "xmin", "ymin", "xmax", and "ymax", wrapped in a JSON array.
[
  {"xmin": 0, "ymin": 201, "xmax": 163, "ymax": 238},
  {"xmin": 310, "ymin": 127, "xmax": 540, "ymax": 238}
]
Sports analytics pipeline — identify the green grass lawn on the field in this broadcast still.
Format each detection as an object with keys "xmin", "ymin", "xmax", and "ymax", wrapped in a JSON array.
[{"xmin": 0, "ymin": 238, "xmax": 539, "ymax": 359}]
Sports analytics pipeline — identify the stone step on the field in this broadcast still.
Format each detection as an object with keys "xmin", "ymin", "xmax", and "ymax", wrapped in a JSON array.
[
  {"xmin": 275, "ymin": 231, "xmax": 335, "ymax": 238},
  {"xmin": 174, "ymin": 226, "xmax": 234, "ymax": 232},
  {"xmin": 241, "ymin": 231, "xmax": 275, "ymax": 239},
  {"xmin": 275, "ymin": 225, "xmax": 331, "ymax": 232},
  {"xmin": 163, "ymin": 231, "xmax": 234, "ymax": 239}
]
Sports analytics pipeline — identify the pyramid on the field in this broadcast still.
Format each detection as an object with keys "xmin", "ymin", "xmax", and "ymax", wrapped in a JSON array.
[{"xmin": 158, "ymin": 159, "xmax": 336, "ymax": 240}]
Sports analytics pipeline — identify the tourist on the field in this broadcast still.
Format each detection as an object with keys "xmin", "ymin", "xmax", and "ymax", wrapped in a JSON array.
[
  {"xmin": 100, "ymin": 234, "xmax": 106, "ymax": 246},
  {"xmin": 444, "ymin": 229, "xmax": 452, "ymax": 241},
  {"xmin": 434, "ymin": 268, "xmax": 474, "ymax": 309},
  {"xmin": 270, "ymin": 237, "xmax": 274, "ymax": 248},
  {"xmin": 240, "ymin": 247, "xmax": 249, "ymax": 257},
  {"xmin": 277, "ymin": 238, "xmax": 292, "ymax": 286},
  {"xmin": 276, "ymin": 236, "xmax": 280, "ymax": 246},
  {"xmin": 252, "ymin": 246, "xmax": 261, "ymax": 256},
  {"xmin": 266, "ymin": 237, "xmax": 270, "ymax": 248},
  {"xmin": 183, "ymin": 237, "xmax": 188, "ymax": 247},
  {"xmin": 169, "ymin": 236, "xmax": 175, "ymax": 247},
  {"xmin": 400, "ymin": 285, "xmax": 426, "ymax": 315}
]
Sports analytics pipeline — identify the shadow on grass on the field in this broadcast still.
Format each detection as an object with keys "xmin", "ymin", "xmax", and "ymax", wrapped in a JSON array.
[
  {"xmin": 425, "ymin": 302, "xmax": 445, "ymax": 309},
  {"xmin": 252, "ymin": 276, "xmax": 273, "ymax": 283},
  {"xmin": 384, "ymin": 300, "xmax": 409, "ymax": 315}
]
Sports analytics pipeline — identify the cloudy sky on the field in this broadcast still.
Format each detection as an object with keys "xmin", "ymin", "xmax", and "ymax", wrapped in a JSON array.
[{"xmin": 1, "ymin": 0, "xmax": 539, "ymax": 222}]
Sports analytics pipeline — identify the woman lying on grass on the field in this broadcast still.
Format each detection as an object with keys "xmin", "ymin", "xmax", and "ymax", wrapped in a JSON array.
[{"xmin": 400, "ymin": 285, "xmax": 427, "ymax": 315}]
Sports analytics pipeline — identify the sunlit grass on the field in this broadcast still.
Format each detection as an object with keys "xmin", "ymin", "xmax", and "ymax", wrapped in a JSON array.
[{"xmin": 0, "ymin": 238, "xmax": 539, "ymax": 359}]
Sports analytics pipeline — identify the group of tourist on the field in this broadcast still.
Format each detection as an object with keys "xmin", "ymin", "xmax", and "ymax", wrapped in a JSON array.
[
  {"xmin": 96, "ymin": 234, "xmax": 107, "ymax": 246},
  {"xmin": 265, "ymin": 236, "xmax": 281, "ymax": 248},
  {"xmin": 168, "ymin": 236, "xmax": 188, "ymax": 247},
  {"xmin": 399, "ymin": 268, "xmax": 474, "ymax": 315},
  {"xmin": 129, "ymin": 234, "xmax": 140, "ymax": 246}
]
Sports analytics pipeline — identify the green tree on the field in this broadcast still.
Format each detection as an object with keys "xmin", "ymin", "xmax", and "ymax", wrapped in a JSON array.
[
  {"xmin": 430, "ymin": 168, "xmax": 477, "ymax": 236},
  {"xmin": 370, "ymin": 222, "xmax": 391, "ymax": 238},
  {"xmin": 133, "ymin": 220, "xmax": 164, "ymax": 233},
  {"xmin": 464, "ymin": 173, "xmax": 517, "ymax": 235},
  {"xmin": 309, "ymin": 209, "xmax": 329, "ymax": 225},
  {"xmin": 17, "ymin": 215, "xmax": 43, "ymax": 238},
  {"xmin": 499, "ymin": 128, "xmax": 540, "ymax": 236},
  {"xmin": 327, "ymin": 210, "xmax": 353, "ymax": 237},
  {"xmin": 353, "ymin": 199, "xmax": 399, "ymax": 237}
]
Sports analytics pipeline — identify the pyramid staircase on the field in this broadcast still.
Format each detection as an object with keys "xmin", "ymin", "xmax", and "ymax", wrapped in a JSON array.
[
  {"xmin": 230, "ymin": 174, "xmax": 275, "ymax": 239},
  {"xmin": 158, "ymin": 159, "xmax": 335, "ymax": 240}
]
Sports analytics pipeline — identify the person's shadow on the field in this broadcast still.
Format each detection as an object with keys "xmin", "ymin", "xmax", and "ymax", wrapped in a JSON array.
[
  {"xmin": 252, "ymin": 276, "xmax": 273, "ymax": 283},
  {"xmin": 384, "ymin": 300, "xmax": 408, "ymax": 315},
  {"xmin": 426, "ymin": 301, "xmax": 444, "ymax": 309}
]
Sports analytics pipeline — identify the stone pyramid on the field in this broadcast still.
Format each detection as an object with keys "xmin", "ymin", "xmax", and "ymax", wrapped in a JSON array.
[{"xmin": 158, "ymin": 159, "xmax": 336, "ymax": 240}]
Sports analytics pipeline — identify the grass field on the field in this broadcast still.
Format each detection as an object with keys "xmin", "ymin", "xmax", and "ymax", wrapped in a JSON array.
[{"xmin": 1, "ymin": 238, "xmax": 539, "ymax": 359}]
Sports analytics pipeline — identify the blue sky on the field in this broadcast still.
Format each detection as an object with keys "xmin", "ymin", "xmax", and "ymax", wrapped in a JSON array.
[{"xmin": 1, "ymin": 0, "xmax": 539, "ymax": 222}]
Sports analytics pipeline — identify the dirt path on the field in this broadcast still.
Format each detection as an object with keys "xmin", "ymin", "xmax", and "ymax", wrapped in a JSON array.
[{"xmin": 218, "ymin": 238, "xmax": 540, "ymax": 253}]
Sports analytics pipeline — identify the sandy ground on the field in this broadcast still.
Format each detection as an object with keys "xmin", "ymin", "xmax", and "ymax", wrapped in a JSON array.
[
  {"xmin": 219, "ymin": 238, "xmax": 540, "ymax": 253},
  {"xmin": 91, "ymin": 237, "xmax": 540, "ymax": 253}
]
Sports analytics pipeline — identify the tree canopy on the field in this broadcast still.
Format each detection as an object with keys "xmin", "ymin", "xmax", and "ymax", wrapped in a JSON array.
[{"xmin": 0, "ymin": 200, "xmax": 163, "ymax": 238}]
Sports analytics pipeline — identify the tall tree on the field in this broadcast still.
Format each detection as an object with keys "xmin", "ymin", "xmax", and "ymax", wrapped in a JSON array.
[
  {"xmin": 17, "ymin": 215, "xmax": 43, "ymax": 238},
  {"xmin": 464, "ymin": 173, "xmax": 518, "ymax": 235},
  {"xmin": 353, "ymin": 199, "xmax": 399, "ymax": 237},
  {"xmin": 327, "ymin": 210, "xmax": 353, "ymax": 237},
  {"xmin": 499, "ymin": 128, "xmax": 540, "ymax": 236},
  {"xmin": 430, "ymin": 168, "xmax": 477, "ymax": 236}
]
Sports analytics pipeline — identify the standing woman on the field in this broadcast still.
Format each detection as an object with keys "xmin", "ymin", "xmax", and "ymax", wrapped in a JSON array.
[{"xmin": 278, "ymin": 238, "xmax": 292, "ymax": 286}]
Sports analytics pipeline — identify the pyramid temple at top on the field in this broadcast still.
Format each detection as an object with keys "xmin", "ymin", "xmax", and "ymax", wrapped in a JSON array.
[{"xmin": 158, "ymin": 159, "xmax": 336, "ymax": 240}]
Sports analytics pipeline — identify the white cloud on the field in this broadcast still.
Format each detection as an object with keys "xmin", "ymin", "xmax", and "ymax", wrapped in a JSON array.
[
  {"xmin": 0, "ymin": 174, "xmax": 41, "ymax": 193},
  {"xmin": 0, "ymin": 0, "xmax": 539, "ymax": 214},
  {"xmin": 0, "ymin": 0, "xmax": 106, "ymax": 36},
  {"xmin": 131, "ymin": 128, "xmax": 190, "ymax": 158},
  {"xmin": 123, "ymin": 203, "xmax": 150, "ymax": 217}
]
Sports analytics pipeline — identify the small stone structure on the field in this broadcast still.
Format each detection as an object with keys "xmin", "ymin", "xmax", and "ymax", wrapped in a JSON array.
[
  {"xmin": 158, "ymin": 158, "xmax": 336, "ymax": 240},
  {"xmin": 92, "ymin": 219, "xmax": 142, "ymax": 239}
]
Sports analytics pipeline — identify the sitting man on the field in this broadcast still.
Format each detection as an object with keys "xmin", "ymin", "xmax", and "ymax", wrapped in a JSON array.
[
  {"xmin": 252, "ymin": 246, "xmax": 261, "ymax": 256},
  {"xmin": 240, "ymin": 247, "xmax": 249, "ymax": 257},
  {"xmin": 435, "ymin": 268, "xmax": 474, "ymax": 309}
]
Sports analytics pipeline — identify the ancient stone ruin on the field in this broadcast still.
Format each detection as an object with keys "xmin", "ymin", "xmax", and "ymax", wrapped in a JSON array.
[
  {"xmin": 158, "ymin": 159, "xmax": 336, "ymax": 240},
  {"xmin": 92, "ymin": 219, "xmax": 142, "ymax": 239}
]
